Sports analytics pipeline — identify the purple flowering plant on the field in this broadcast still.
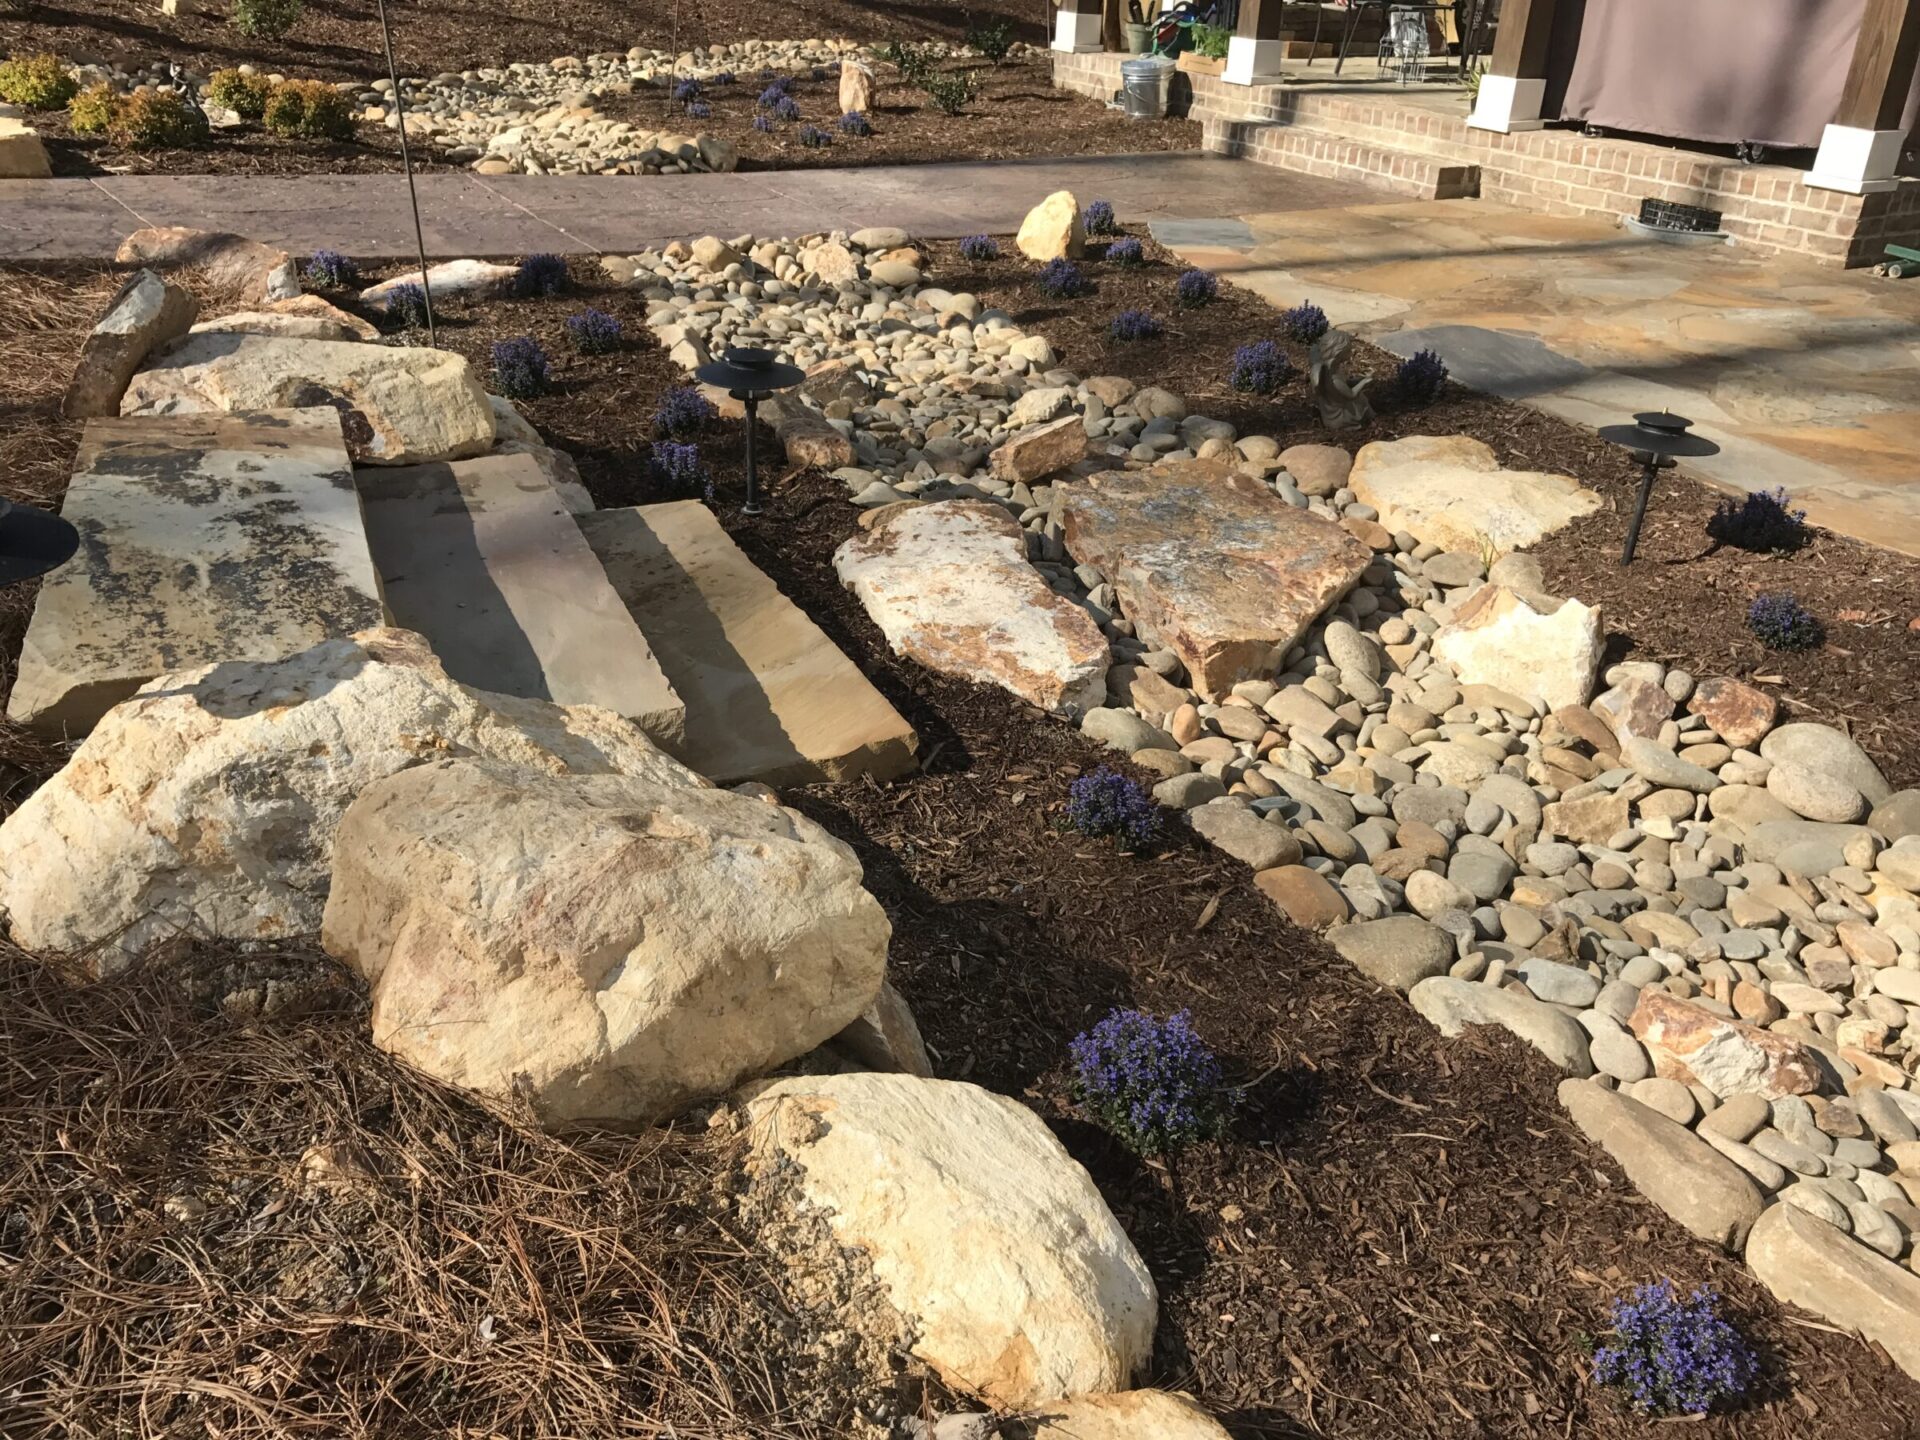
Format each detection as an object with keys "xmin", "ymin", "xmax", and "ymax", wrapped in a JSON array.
[
  {"xmin": 1106, "ymin": 235, "xmax": 1145, "ymax": 267},
  {"xmin": 797, "ymin": 123, "xmax": 831, "ymax": 147},
  {"xmin": 1070, "ymin": 1007, "xmax": 1235, "ymax": 1155},
  {"xmin": 649, "ymin": 440, "xmax": 714, "ymax": 502},
  {"xmin": 1747, "ymin": 592, "xmax": 1823, "ymax": 650},
  {"xmin": 1395, "ymin": 347, "xmax": 1448, "ymax": 406},
  {"xmin": 1174, "ymin": 268, "xmax": 1218, "ymax": 308},
  {"xmin": 564, "ymin": 307, "xmax": 623, "ymax": 354},
  {"xmin": 1279, "ymin": 300, "xmax": 1329, "ymax": 343},
  {"xmin": 838, "ymin": 109, "xmax": 873, "ymax": 135},
  {"xmin": 513, "ymin": 252, "xmax": 569, "ymax": 298},
  {"xmin": 384, "ymin": 281, "xmax": 430, "ymax": 329},
  {"xmin": 1707, "ymin": 487, "xmax": 1809, "ymax": 553},
  {"xmin": 652, "ymin": 384, "xmax": 717, "ymax": 439},
  {"xmin": 1110, "ymin": 308, "xmax": 1162, "ymax": 342},
  {"xmin": 302, "ymin": 248, "xmax": 356, "ymax": 288},
  {"xmin": 490, "ymin": 337, "xmax": 551, "ymax": 400},
  {"xmin": 1592, "ymin": 1281, "xmax": 1757, "ymax": 1415},
  {"xmin": 752, "ymin": 113, "xmax": 776, "ymax": 133},
  {"xmin": 1064, "ymin": 767, "xmax": 1161, "ymax": 849},
  {"xmin": 1081, "ymin": 198, "xmax": 1117, "ymax": 235},
  {"xmin": 958, "ymin": 234, "xmax": 1000, "ymax": 262},
  {"xmin": 1036, "ymin": 257, "xmax": 1089, "ymax": 299},
  {"xmin": 1229, "ymin": 339, "xmax": 1291, "ymax": 394}
]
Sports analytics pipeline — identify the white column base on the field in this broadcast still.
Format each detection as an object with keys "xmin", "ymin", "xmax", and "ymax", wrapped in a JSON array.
[
  {"xmin": 1467, "ymin": 74, "xmax": 1547, "ymax": 133},
  {"xmin": 1051, "ymin": 9, "xmax": 1104, "ymax": 53},
  {"xmin": 1223, "ymin": 35, "xmax": 1285, "ymax": 85},
  {"xmin": 1807, "ymin": 123, "xmax": 1903, "ymax": 194}
]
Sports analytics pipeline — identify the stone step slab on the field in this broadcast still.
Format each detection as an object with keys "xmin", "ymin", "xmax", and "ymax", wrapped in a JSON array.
[
  {"xmin": 577, "ymin": 501, "xmax": 917, "ymax": 785},
  {"xmin": 356, "ymin": 453, "xmax": 685, "ymax": 749},
  {"xmin": 1745, "ymin": 1202, "xmax": 1920, "ymax": 1378},
  {"xmin": 1348, "ymin": 434, "xmax": 1600, "ymax": 558},
  {"xmin": 1059, "ymin": 458, "xmax": 1371, "ymax": 702},
  {"xmin": 7, "ymin": 409, "xmax": 385, "ymax": 735}
]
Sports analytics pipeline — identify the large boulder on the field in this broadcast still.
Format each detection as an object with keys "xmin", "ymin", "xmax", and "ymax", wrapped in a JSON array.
[
  {"xmin": 62, "ymin": 269, "xmax": 198, "ymax": 419},
  {"xmin": 1010, "ymin": 1391, "xmax": 1232, "ymax": 1439},
  {"xmin": 359, "ymin": 259, "xmax": 522, "ymax": 307},
  {"xmin": 1759, "ymin": 722, "xmax": 1892, "ymax": 806},
  {"xmin": 838, "ymin": 58, "xmax": 875, "ymax": 115},
  {"xmin": 0, "ymin": 629, "xmax": 679, "ymax": 968},
  {"xmin": 1059, "ymin": 459, "xmax": 1370, "ymax": 701},
  {"xmin": 1348, "ymin": 435, "xmax": 1600, "ymax": 557},
  {"xmin": 190, "ymin": 293, "xmax": 380, "ymax": 343},
  {"xmin": 0, "ymin": 116, "xmax": 52, "ymax": 178},
  {"xmin": 122, "ymin": 333, "xmax": 496, "ymax": 465},
  {"xmin": 835, "ymin": 500, "xmax": 1109, "ymax": 716},
  {"xmin": 114, "ymin": 226, "xmax": 299, "ymax": 305},
  {"xmin": 743, "ymin": 1073, "xmax": 1156, "ymax": 1406},
  {"xmin": 1016, "ymin": 190, "xmax": 1086, "ymax": 262},
  {"xmin": 1627, "ymin": 990, "xmax": 1822, "ymax": 1099},
  {"xmin": 1745, "ymin": 1203, "xmax": 1920, "ymax": 1379},
  {"xmin": 1431, "ymin": 584, "xmax": 1602, "ymax": 712},
  {"xmin": 321, "ymin": 758, "xmax": 889, "ymax": 1130}
]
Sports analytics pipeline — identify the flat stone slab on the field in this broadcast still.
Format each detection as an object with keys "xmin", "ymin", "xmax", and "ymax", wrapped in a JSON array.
[
  {"xmin": 1348, "ymin": 434, "xmax": 1601, "ymax": 558},
  {"xmin": 356, "ymin": 454, "xmax": 684, "ymax": 747},
  {"xmin": 578, "ymin": 501, "xmax": 917, "ymax": 785},
  {"xmin": 1745, "ymin": 1201, "xmax": 1920, "ymax": 1379},
  {"xmin": 1059, "ymin": 458, "xmax": 1371, "ymax": 701},
  {"xmin": 7, "ymin": 409, "xmax": 384, "ymax": 735}
]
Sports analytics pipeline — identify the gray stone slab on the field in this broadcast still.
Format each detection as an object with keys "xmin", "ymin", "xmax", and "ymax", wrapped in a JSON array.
[
  {"xmin": 356, "ymin": 454, "xmax": 684, "ymax": 747},
  {"xmin": 8, "ymin": 409, "xmax": 385, "ymax": 734},
  {"xmin": 1376, "ymin": 324, "xmax": 1594, "ymax": 400},
  {"xmin": 579, "ymin": 502, "xmax": 916, "ymax": 785}
]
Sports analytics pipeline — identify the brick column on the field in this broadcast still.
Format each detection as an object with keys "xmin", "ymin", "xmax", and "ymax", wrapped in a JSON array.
[
  {"xmin": 1052, "ymin": 0, "xmax": 1106, "ymax": 53},
  {"xmin": 1810, "ymin": 0, "xmax": 1920, "ymax": 192},
  {"xmin": 1468, "ymin": 0, "xmax": 1557, "ymax": 133},
  {"xmin": 1224, "ymin": 0, "xmax": 1287, "ymax": 85}
]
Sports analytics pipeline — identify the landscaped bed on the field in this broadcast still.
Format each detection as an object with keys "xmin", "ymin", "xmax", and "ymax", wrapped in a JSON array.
[{"xmin": 5, "ymin": 235, "xmax": 1920, "ymax": 1436}]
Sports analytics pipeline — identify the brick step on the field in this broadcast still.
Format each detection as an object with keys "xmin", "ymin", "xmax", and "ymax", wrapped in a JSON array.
[{"xmin": 1204, "ymin": 117, "xmax": 1479, "ymax": 200}]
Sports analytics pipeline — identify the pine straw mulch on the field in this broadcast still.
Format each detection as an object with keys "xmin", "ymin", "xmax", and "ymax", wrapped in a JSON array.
[{"xmin": 922, "ymin": 232, "xmax": 1920, "ymax": 789}]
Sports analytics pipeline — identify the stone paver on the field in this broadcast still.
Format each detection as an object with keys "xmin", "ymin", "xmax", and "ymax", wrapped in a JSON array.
[{"xmin": 1157, "ymin": 197, "xmax": 1920, "ymax": 556}]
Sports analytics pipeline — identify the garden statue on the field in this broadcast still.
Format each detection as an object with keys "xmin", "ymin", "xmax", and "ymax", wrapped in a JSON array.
[{"xmin": 1309, "ymin": 329, "xmax": 1374, "ymax": 430}]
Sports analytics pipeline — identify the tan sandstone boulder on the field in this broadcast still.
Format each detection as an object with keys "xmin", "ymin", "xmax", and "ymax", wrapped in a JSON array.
[
  {"xmin": 743, "ymin": 1072, "xmax": 1156, "ymax": 1406},
  {"xmin": 839, "ymin": 58, "xmax": 875, "ymax": 115},
  {"xmin": 0, "ymin": 629, "xmax": 679, "ymax": 968},
  {"xmin": 1745, "ymin": 1203, "xmax": 1920, "ymax": 1379},
  {"xmin": 1010, "ymin": 1391, "xmax": 1233, "ymax": 1439},
  {"xmin": 121, "ymin": 333, "xmax": 496, "ymax": 465},
  {"xmin": 1017, "ymin": 190, "xmax": 1085, "ymax": 262},
  {"xmin": 62, "ymin": 269, "xmax": 198, "ymax": 419},
  {"xmin": 322, "ymin": 758, "xmax": 890, "ymax": 1130},
  {"xmin": 1432, "ymin": 583, "xmax": 1603, "ymax": 713},
  {"xmin": 1348, "ymin": 434, "xmax": 1600, "ymax": 557},
  {"xmin": 114, "ymin": 226, "xmax": 300, "ymax": 304}
]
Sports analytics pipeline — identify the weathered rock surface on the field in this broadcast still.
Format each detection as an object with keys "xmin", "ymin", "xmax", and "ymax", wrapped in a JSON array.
[
  {"xmin": 322, "ymin": 757, "xmax": 888, "ymax": 1129},
  {"xmin": 744, "ymin": 1073, "xmax": 1156, "ymax": 1406},
  {"xmin": 1558, "ymin": 1079, "xmax": 1764, "ymax": 1250},
  {"xmin": 1331, "ymin": 915, "xmax": 1455, "ymax": 991},
  {"xmin": 1009, "ymin": 1391, "xmax": 1232, "ymax": 1439},
  {"xmin": 763, "ymin": 390, "xmax": 858, "ymax": 469},
  {"xmin": 7, "ymin": 410, "xmax": 383, "ymax": 734},
  {"xmin": 1016, "ymin": 189, "xmax": 1085, "ymax": 261},
  {"xmin": 838, "ymin": 58, "xmax": 875, "ymax": 116},
  {"xmin": 1060, "ymin": 459, "xmax": 1369, "ymax": 701},
  {"xmin": 1409, "ymin": 977, "xmax": 1595, "ymax": 1075},
  {"xmin": 1628, "ymin": 990, "xmax": 1822, "ymax": 1099},
  {"xmin": 1745, "ymin": 1203, "xmax": 1920, "ymax": 1378},
  {"xmin": 1687, "ymin": 675, "xmax": 1777, "ymax": 749},
  {"xmin": 1348, "ymin": 435, "xmax": 1600, "ymax": 557},
  {"xmin": 1431, "ymin": 584, "xmax": 1602, "ymax": 712},
  {"xmin": 991, "ymin": 415, "xmax": 1087, "ymax": 483},
  {"xmin": 0, "ymin": 629, "xmax": 678, "ymax": 966},
  {"xmin": 1760, "ymin": 722, "xmax": 1892, "ymax": 806},
  {"xmin": 62, "ymin": 269, "xmax": 197, "ymax": 419},
  {"xmin": 1187, "ymin": 800, "xmax": 1301, "ymax": 871},
  {"xmin": 190, "ymin": 293, "xmax": 380, "ymax": 343},
  {"xmin": 114, "ymin": 226, "xmax": 298, "ymax": 304},
  {"xmin": 826, "ymin": 981, "xmax": 933, "ymax": 1077},
  {"xmin": 835, "ymin": 500, "xmax": 1108, "ymax": 716},
  {"xmin": 0, "ymin": 116, "xmax": 51, "ymax": 179},
  {"xmin": 359, "ymin": 258, "xmax": 521, "ymax": 306},
  {"xmin": 122, "ymin": 333, "xmax": 496, "ymax": 466}
]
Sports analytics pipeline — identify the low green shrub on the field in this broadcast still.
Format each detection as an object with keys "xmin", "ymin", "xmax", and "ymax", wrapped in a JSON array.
[
  {"xmin": 67, "ymin": 83, "xmax": 121, "ymax": 136},
  {"xmin": 262, "ymin": 78, "xmax": 356, "ymax": 141},
  {"xmin": 231, "ymin": 0, "xmax": 304, "ymax": 39},
  {"xmin": 966, "ymin": 18, "xmax": 1015, "ymax": 63},
  {"xmin": 922, "ymin": 70, "xmax": 976, "ymax": 115},
  {"xmin": 0, "ymin": 52, "xmax": 77, "ymax": 111},
  {"xmin": 113, "ymin": 89, "xmax": 210, "ymax": 150},
  {"xmin": 208, "ymin": 67, "xmax": 273, "ymax": 120}
]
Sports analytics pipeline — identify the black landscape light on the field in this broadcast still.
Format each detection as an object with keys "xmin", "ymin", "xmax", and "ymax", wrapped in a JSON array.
[
  {"xmin": 694, "ymin": 347, "xmax": 806, "ymax": 516},
  {"xmin": 1597, "ymin": 411, "xmax": 1720, "ymax": 565},
  {"xmin": 0, "ymin": 497, "xmax": 79, "ymax": 587}
]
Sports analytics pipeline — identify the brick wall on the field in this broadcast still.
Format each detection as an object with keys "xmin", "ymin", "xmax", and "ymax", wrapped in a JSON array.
[{"xmin": 1052, "ymin": 51, "xmax": 1920, "ymax": 267}]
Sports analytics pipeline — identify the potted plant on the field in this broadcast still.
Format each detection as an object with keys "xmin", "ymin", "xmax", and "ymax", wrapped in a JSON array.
[
  {"xmin": 1177, "ymin": 20, "xmax": 1231, "ymax": 75},
  {"xmin": 1122, "ymin": 0, "xmax": 1155, "ymax": 53}
]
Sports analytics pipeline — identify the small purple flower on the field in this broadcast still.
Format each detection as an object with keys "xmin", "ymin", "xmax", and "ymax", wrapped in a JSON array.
[
  {"xmin": 1080, "ymin": 198, "xmax": 1117, "ymax": 236},
  {"xmin": 490, "ymin": 337, "xmax": 551, "ymax": 400},
  {"xmin": 772, "ymin": 94, "xmax": 802, "ymax": 122},
  {"xmin": 564, "ymin": 307, "xmax": 623, "ymax": 355},
  {"xmin": 1175, "ymin": 268, "xmax": 1218, "ymax": 308},
  {"xmin": 513, "ymin": 252, "xmax": 569, "ymax": 299},
  {"xmin": 1070, "ymin": 1007, "xmax": 1234, "ymax": 1155},
  {"xmin": 958, "ymin": 233, "xmax": 1000, "ymax": 263},
  {"xmin": 752, "ymin": 113, "xmax": 776, "ymax": 134},
  {"xmin": 1229, "ymin": 339, "xmax": 1291, "ymax": 394},
  {"xmin": 1747, "ymin": 592, "xmax": 1823, "ymax": 650},
  {"xmin": 1035, "ymin": 257, "xmax": 1088, "ymax": 299},
  {"xmin": 1395, "ymin": 347, "xmax": 1448, "ymax": 407},
  {"xmin": 1110, "ymin": 308, "xmax": 1161, "ymax": 342},
  {"xmin": 1592, "ymin": 1280, "xmax": 1757, "ymax": 1415},
  {"xmin": 649, "ymin": 440, "xmax": 714, "ymax": 501},
  {"xmin": 1065, "ymin": 767, "xmax": 1161, "ymax": 848},
  {"xmin": 1279, "ymin": 300, "xmax": 1329, "ymax": 343},
  {"xmin": 384, "ymin": 281, "xmax": 429, "ymax": 329},
  {"xmin": 652, "ymin": 383, "xmax": 717, "ymax": 439},
  {"xmin": 711, "ymin": 71, "xmax": 736, "ymax": 87},
  {"xmin": 302, "ymin": 248, "xmax": 356, "ymax": 288},
  {"xmin": 838, "ymin": 109, "xmax": 873, "ymax": 135},
  {"xmin": 684, "ymin": 99, "xmax": 712, "ymax": 120},
  {"xmin": 1708, "ymin": 488, "xmax": 1810, "ymax": 553},
  {"xmin": 757, "ymin": 79, "xmax": 792, "ymax": 109},
  {"xmin": 797, "ymin": 123, "xmax": 831, "ymax": 147},
  {"xmin": 1105, "ymin": 235, "xmax": 1144, "ymax": 267},
  {"xmin": 671, "ymin": 76, "xmax": 703, "ymax": 103}
]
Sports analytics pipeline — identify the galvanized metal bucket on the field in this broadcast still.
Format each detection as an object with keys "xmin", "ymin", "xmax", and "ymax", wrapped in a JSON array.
[{"xmin": 1120, "ymin": 55, "xmax": 1174, "ymax": 121}]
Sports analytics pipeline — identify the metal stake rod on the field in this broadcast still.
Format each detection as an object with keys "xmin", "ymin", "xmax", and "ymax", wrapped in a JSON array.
[
  {"xmin": 1620, "ymin": 456, "xmax": 1660, "ymax": 566},
  {"xmin": 375, "ymin": 0, "xmax": 436, "ymax": 347},
  {"xmin": 741, "ymin": 394, "xmax": 763, "ymax": 515}
]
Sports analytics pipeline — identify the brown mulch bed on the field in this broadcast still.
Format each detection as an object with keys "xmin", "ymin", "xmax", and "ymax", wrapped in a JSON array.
[
  {"xmin": 32, "ymin": 106, "xmax": 415, "ymax": 176},
  {"xmin": 923, "ymin": 231, "xmax": 1920, "ymax": 789},
  {"xmin": 7, "ymin": 255, "xmax": 1920, "ymax": 1437},
  {"xmin": 0, "ymin": 0, "xmax": 1044, "ymax": 87}
]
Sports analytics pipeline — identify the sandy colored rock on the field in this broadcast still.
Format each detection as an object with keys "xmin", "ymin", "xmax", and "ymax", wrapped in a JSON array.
[
  {"xmin": 1011, "ymin": 1391, "xmax": 1232, "ymax": 1439},
  {"xmin": 1431, "ymin": 584, "xmax": 1602, "ymax": 712},
  {"xmin": 838, "ymin": 58, "xmax": 875, "ymax": 115},
  {"xmin": 114, "ymin": 226, "xmax": 298, "ymax": 304},
  {"xmin": 1016, "ymin": 189, "xmax": 1086, "ymax": 261},
  {"xmin": 1348, "ymin": 434, "xmax": 1600, "ymax": 557},
  {"xmin": 62, "ymin": 269, "xmax": 198, "ymax": 419},
  {"xmin": 827, "ymin": 981, "xmax": 934, "ymax": 1077},
  {"xmin": 1409, "ymin": 977, "xmax": 1594, "ymax": 1075},
  {"xmin": 323, "ymin": 757, "xmax": 887, "ymax": 1129},
  {"xmin": 991, "ymin": 415, "xmax": 1087, "ymax": 483},
  {"xmin": 835, "ymin": 500, "xmax": 1108, "ymax": 715},
  {"xmin": 1060, "ymin": 458, "xmax": 1368, "ymax": 701},
  {"xmin": 1687, "ymin": 675, "xmax": 1778, "ymax": 749},
  {"xmin": 1628, "ymin": 989, "xmax": 1823, "ymax": 1099},
  {"xmin": 7, "ymin": 410, "xmax": 383, "ymax": 735},
  {"xmin": 191, "ymin": 293, "xmax": 380, "ymax": 343},
  {"xmin": 0, "ymin": 116, "xmax": 51, "ymax": 178},
  {"xmin": 0, "ymin": 628, "xmax": 682, "ymax": 967},
  {"xmin": 580, "ymin": 501, "xmax": 918, "ymax": 785},
  {"xmin": 1542, "ymin": 788, "xmax": 1630, "ymax": 844},
  {"xmin": 807, "ymin": 240, "xmax": 861, "ymax": 286},
  {"xmin": 358, "ymin": 258, "xmax": 521, "ymax": 306},
  {"xmin": 1253, "ymin": 865, "xmax": 1351, "ymax": 927},
  {"xmin": 762, "ymin": 391, "xmax": 856, "ymax": 468},
  {"xmin": 1591, "ymin": 676, "xmax": 1673, "ymax": 742},
  {"xmin": 1557, "ymin": 1079, "xmax": 1764, "ymax": 1250},
  {"xmin": 1277, "ymin": 443, "xmax": 1351, "ymax": 497},
  {"xmin": 744, "ymin": 1073, "xmax": 1156, "ymax": 1406},
  {"xmin": 123, "ymin": 333, "xmax": 495, "ymax": 466},
  {"xmin": 1746, "ymin": 1203, "xmax": 1920, "ymax": 1379}
]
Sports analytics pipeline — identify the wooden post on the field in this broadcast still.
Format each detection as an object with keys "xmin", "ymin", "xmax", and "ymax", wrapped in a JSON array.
[
  {"xmin": 1812, "ymin": 0, "xmax": 1920, "ymax": 190},
  {"xmin": 1468, "ymin": 0, "xmax": 1558, "ymax": 133},
  {"xmin": 1224, "ymin": 0, "xmax": 1287, "ymax": 83}
]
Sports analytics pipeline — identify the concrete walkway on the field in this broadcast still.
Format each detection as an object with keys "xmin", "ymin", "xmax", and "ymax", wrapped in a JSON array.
[
  {"xmin": 0, "ymin": 152, "xmax": 1379, "ymax": 261},
  {"xmin": 1156, "ymin": 199, "xmax": 1920, "ymax": 557}
]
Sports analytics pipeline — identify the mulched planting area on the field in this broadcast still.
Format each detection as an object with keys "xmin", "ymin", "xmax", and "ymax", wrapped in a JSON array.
[
  {"xmin": 925, "ymin": 231, "xmax": 1920, "ymax": 789},
  {"xmin": 30, "ymin": 106, "xmax": 413, "ymax": 176},
  {"xmin": 6, "ymin": 254, "xmax": 1920, "ymax": 1435},
  {"xmin": 0, "ymin": 0, "xmax": 1041, "ymax": 86}
]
